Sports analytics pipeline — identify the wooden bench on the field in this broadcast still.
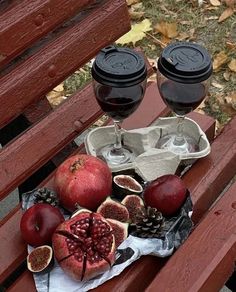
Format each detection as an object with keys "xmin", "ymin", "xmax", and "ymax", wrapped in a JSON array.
[{"xmin": 0, "ymin": 0, "xmax": 235, "ymax": 291}]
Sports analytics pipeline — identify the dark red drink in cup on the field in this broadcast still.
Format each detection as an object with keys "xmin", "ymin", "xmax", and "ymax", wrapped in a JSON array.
[
  {"xmin": 92, "ymin": 46, "xmax": 147, "ymax": 166},
  {"xmin": 156, "ymin": 42, "xmax": 212, "ymax": 154}
]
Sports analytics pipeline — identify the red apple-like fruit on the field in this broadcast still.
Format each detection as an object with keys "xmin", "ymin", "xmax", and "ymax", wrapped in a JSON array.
[
  {"xmin": 143, "ymin": 174, "xmax": 187, "ymax": 217},
  {"xmin": 20, "ymin": 203, "xmax": 64, "ymax": 247},
  {"xmin": 54, "ymin": 154, "xmax": 112, "ymax": 212}
]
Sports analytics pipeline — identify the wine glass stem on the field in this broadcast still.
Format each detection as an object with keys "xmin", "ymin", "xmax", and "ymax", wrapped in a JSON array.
[
  {"xmin": 174, "ymin": 115, "xmax": 185, "ymax": 146},
  {"xmin": 113, "ymin": 120, "xmax": 123, "ymax": 150}
]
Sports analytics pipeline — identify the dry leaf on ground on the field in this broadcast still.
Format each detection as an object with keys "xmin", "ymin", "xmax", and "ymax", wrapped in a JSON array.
[
  {"xmin": 210, "ymin": 0, "xmax": 221, "ymax": 6},
  {"xmin": 228, "ymin": 58, "xmax": 236, "ymax": 72},
  {"xmin": 53, "ymin": 84, "xmax": 64, "ymax": 92},
  {"xmin": 213, "ymin": 51, "xmax": 228, "ymax": 71},
  {"xmin": 116, "ymin": 19, "xmax": 152, "ymax": 45},
  {"xmin": 154, "ymin": 21, "xmax": 178, "ymax": 38},
  {"xmin": 218, "ymin": 91, "xmax": 236, "ymax": 116},
  {"xmin": 129, "ymin": 9, "xmax": 144, "ymax": 20},
  {"xmin": 223, "ymin": 71, "xmax": 231, "ymax": 81},
  {"xmin": 211, "ymin": 82, "xmax": 225, "ymax": 89},
  {"xmin": 218, "ymin": 7, "xmax": 234, "ymax": 22},
  {"xmin": 126, "ymin": 0, "xmax": 140, "ymax": 6},
  {"xmin": 128, "ymin": 2, "xmax": 145, "ymax": 20}
]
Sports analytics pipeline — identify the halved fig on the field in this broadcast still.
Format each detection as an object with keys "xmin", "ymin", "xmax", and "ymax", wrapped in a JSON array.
[
  {"xmin": 106, "ymin": 219, "xmax": 128, "ymax": 248},
  {"xmin": 97, "ymin": 197, "xmax": 129, "ymax": 222},
  {"xmin": 27, "ymin": 245, "xmax": 54, "ymax": 274},
  {"xmin": 113, "ymin": 175, "xmax": 143, "ymax": 199},
  {"xmin": 122, "ymin": 195, "xmax": 145, "ymax": 224}
]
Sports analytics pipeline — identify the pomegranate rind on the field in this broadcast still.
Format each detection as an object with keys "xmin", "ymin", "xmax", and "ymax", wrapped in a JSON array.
[
  {"xmin": 52, "ymin": 211, "xmax": 116, "ymax": 281},
  {"xmin": 121, "ymin": 195, "xmax": 144, "ymax": 223},
  {"xmin": 97, "ymin": 197, "xmax": 129, "ymax": 222},
  {"xmin": 54, "ymin": 154, "xmax": 112, "ymax": 212},
  {"xmin": 106, "ymin": 219, "xmax": 128, "ymax": 248}
]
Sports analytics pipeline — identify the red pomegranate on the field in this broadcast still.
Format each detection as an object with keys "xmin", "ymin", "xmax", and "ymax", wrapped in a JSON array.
[
  {"xmin": 52, "ymin": 210, "xmax": 116, "ymax": 281},
  {"xmin": 54, "ymin": 154, "xmax": 112, "ymax": 212}
]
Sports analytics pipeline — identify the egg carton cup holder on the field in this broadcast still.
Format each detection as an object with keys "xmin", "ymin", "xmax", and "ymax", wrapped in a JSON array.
[{"xmin": 85, "ymin": 117, "xmax": 211, "ymax": 181}]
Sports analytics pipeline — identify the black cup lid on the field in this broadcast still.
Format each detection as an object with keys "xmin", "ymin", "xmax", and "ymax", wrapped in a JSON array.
[
  {"xmin": 92, "ymin": 46, "xmax": 147, "ymax": 87},
  {"xmin": 158, "ymin": 42, "xmax": 213, "ymax": 83}
]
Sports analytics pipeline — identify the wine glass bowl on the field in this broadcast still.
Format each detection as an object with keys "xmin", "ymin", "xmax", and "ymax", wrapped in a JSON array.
[
  {"xmin": 156, "ymin": 42, "xmax": 212, "ymax": 154},
  {"xmin": 92, "ymin": 46, "xmax": 147, "ymax": 166}
]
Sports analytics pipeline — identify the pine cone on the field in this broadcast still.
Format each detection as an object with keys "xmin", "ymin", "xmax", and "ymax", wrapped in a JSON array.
[
  {"xmin": 133, "ymin": 206, "xmax": 165, "ymax": 238},
  {"xmin": 33, "ymin": 188, "xmax": 59, "ymax": 207}
]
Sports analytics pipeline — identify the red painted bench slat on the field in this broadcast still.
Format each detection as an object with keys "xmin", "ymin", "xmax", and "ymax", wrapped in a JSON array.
[
  {"xmin": 7, "ymin": 270, "xmax": 36, "ymax": 292},
  {"xmin": 146, "ymin": 181, "xmax": 236, "ymax": 292},
  {"xmin": 0, "ymin": 0, "xmax": 130, "ymax": 128},
  {"xmin": 0, "ymin": 0, "xmax": 96, "ymax": 68}
]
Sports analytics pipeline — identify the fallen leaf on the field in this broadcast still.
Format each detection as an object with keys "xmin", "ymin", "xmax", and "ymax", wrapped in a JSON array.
[
  {"xmin": 213, "ymin": 51, "xmax": 228, "ymax": 71},
  {"xmin": 223, "ymin": 71, "xmax": 231, "ymax": 81},
  {"xmin": 128, "ymin": 2, "xmax": 144, "ymax": 19},
  {"xmin": 126, "ymin": 0, "xmax": 139, "ymax": 6},
  {"xmin": 46, "ymin": 91, "xmax": 67, "ymax": 107},
  {"xmin": 205, "ymin": 16, "xmax": 219, "ymax": 20},
  {"xmin": 206, "ymin": 6, "xmax": 221, "ymax": 10},
  {"xmin": 154, "ymin": 21, "xmax": 178, "ymax": 38},
  {"xmin": 228, "ymin": 58, "xmax": 236, "ymax": 72},
  {"xmin": 209, "ymin": 0, "xmax": 221, "ymax": 6},
  {"xmin": 176, "ymin": 32, "xmax": 190, "ymax": 41},
  {"xmin": 53, "ymin": 84, "xmax": 64, "ymax": 92},
  {"xmin": 226, "ymin": 41, "xmax": 236, "ymax": 50},
  {"xmin": 179, "ymin": 20, "xmax": 192, "ymax": 25},
  {"xmin": 188, "ymin": 28, "xmax": 196, "ymax": 40},
  {"xmin": 128, "ymin": 9, "xmax": 144, "ymax": 20},
  {"xmin": 116, "ymin": 19, "xmax": 152, "ymax": 45},
  {"xmin": 218, "ymin": 91, "xmax": 236, "ymax": 116},
  {"xmin": 211, "ymin": 82, "xmax": 225, "ymax": 89},
  {"xmin": 218, "ymin": 7, "xmax": 234, "ymax": 22}
]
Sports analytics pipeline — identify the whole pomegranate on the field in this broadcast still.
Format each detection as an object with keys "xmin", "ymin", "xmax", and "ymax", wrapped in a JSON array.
[
  {"xmin": 54, "ymin": 154, "xmax": 112, "ymax": 212},
  {"xmin": 52, "ymin": 210, "xmax": 115, "ymax": 281},
  {"xmin": 143, "ymin": 174, "xmax": 187, "ymax": 217}
]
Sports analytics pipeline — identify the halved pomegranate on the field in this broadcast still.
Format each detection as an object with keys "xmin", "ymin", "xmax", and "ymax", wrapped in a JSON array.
[{"xmin": 52, "ymin": 210, "xmax": 115, "ymax": 281}]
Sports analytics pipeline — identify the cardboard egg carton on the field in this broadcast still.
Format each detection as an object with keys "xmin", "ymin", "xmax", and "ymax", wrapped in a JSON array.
[{"xmin": 85, "ymin": 117, "xmax": 210, "ymax": 182}]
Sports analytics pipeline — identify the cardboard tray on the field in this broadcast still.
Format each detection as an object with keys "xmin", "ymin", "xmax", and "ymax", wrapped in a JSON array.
[{"xmin": 85, "ymin": 117, "xmax": 211, "ymax": 182}]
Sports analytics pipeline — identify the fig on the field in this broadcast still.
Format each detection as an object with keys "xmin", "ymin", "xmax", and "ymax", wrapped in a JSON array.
[
  {"xmin": 52, "ymin": 210, "xmax": 116, "ymax": 281},
  {"xmin": 106, "ymin": 219, "xmax": 128, "ymax": 248},
  {"xmin": 121, "ymin": 195, "xmax": 144, "ymax": 223},
  {"xmin": 113, "ymin": 175, "xmax": 143, "ymax": 199},
  {"xmin": 27, "ymin": 245, "xmax": 54, "ymax": 274},
  {"xmin": 97, "ymin": 197, "xmax": 129, "ymax": 222},
  {"xmin": 143, "ymin": 174, "xmax": 187, "ymax": 217}
]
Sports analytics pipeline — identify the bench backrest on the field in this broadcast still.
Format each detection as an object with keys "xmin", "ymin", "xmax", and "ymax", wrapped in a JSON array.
[{"xmin": 0, "ymin": 0, "xmax": 130, "ymax": 201}]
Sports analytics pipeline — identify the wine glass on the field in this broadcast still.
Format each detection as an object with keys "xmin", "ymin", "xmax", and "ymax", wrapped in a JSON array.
[
  {"xmin": 92, "ymin": 46, "xmax": 147, "ymax": 166},
  {"xmin": 156, "ymin": 42, "xmax": 212, "ymax": 154}
]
